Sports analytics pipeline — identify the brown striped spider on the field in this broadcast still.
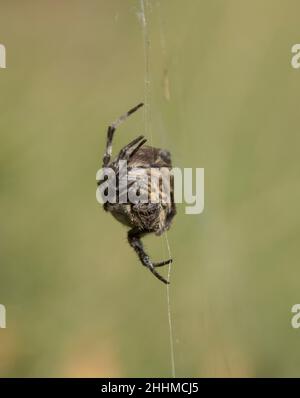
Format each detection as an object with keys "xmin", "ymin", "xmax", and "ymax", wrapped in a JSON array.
[{"xmin": 97, "ymin": 103, "xmax": 176, "ymax": 284}]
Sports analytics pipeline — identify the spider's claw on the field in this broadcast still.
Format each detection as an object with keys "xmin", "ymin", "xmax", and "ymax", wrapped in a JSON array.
[
  {"xmin": 143, "ymin": 257, "xmax": 170, "ymax": 284},
  {"xmin": 153, "ymin": 258, "xmax": 173, "ymax": 268},
  {"xmin": 148, "ymin": 264, "xmax": 170, "ymax": 285},
  {"xmin": 127, "ymin": 229, "xmax": 171, "ymax": 285}
]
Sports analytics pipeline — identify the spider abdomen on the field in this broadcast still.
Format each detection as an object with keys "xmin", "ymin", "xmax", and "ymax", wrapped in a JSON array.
[{"xmin": 107, "ymin": 163, "xmax": 173, "ymax": 234}]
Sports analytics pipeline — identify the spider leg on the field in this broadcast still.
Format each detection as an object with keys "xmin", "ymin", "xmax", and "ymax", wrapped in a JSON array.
[
  {"xmin": 117, "ymin": 135, "xmax": 147, "ymax": 161},
  {"xmin": 115, "ymin": 137, "xmax": 147, "ymax": 202},
  {"xmin": 102, "ymin": 102, "xmax": 144, "ymax": 167},
  {"xmin": 128, "ymin": 228, "xmax": 170, "ymax": 284},
  {"xmin": 153, "ymin": 258, "xmax": 173, "ymax": 267}
]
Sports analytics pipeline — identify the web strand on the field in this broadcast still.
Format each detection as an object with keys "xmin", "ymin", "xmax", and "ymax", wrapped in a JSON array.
[
  {"xmin": 165, "ymin": 231, "xmax": 176, "ymax": 378},
  {"xmin": 140, "ymin": 0, "xmax": 151, "ymax": 141},
  {"xmin": 139, "ymin": 0, "xmax": 176, "ymax": 378}
]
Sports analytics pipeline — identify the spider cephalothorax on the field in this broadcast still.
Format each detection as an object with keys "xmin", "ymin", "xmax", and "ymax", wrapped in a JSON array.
[{"xmin": 97, "ymin": 103, "xmax": 176, "ymax": 284}]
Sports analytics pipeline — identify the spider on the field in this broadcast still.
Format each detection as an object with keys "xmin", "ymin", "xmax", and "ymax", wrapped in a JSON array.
[{"xmin": 97, "ymin": 103, "xmax": 176, "ymax": 284}]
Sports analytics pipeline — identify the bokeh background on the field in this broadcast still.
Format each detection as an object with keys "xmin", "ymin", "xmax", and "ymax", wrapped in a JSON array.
[{"xmin": 1, "ymin": 0, "xmax": 300, "ymax": 377}]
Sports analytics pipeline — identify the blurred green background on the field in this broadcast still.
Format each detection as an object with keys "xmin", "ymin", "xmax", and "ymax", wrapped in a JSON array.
[{"xmin": 1, "ymin": 0, "xmax": 300, "ymax": 377}]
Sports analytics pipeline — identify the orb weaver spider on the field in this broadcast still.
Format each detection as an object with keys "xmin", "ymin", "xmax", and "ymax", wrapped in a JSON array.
[{"xmin": 97, "ymin": 103, "xmax": 176, "ymax": 284}]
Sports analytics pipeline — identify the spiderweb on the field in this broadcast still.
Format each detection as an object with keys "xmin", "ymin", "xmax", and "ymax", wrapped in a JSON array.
[{"xmin": 139, "ymin": 0, "xmax": 176, "ymax": 378}]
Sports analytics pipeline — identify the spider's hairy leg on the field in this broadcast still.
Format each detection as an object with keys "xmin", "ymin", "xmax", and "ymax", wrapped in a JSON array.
[
  {"xmin": 117, "ymin": 135, "xmax": 147, "ymax": 161},
  {"xmin": 128, "ymin": 228, "xmax": 172, "ymax": 284},
  {"xmin": 152, "ymin": 258, "xmax": 173, "ymax": 268},
  {"xmin": 102, "ymin": 103, "xmax": 144, "ymax": 167}
]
